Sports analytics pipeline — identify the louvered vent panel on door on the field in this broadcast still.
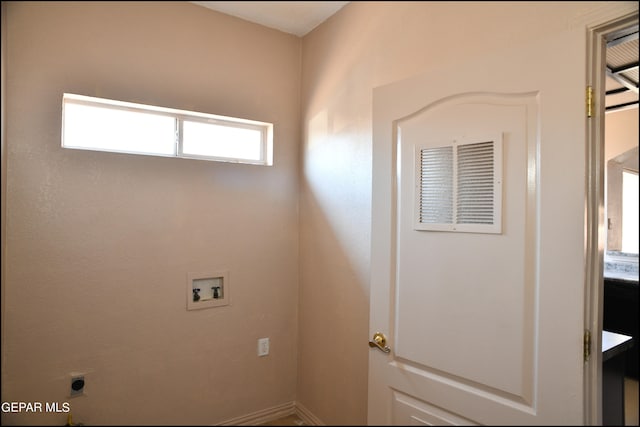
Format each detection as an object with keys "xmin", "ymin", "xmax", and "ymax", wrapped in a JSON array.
[
  {"xmin": 457, "ymin": 141, "xmax": 495, "ymax": 225},
  {"xmin": 419, "ymin": 146, "xmax": 454, "ymax": 224},
  {"xmin": 415, "ymin": 135, "xmax": 502, "ymax": 234}
]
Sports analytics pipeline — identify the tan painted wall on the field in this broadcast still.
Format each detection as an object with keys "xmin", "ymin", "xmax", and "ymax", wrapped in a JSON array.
[
  {"xmin": 605, "ymin": 108, "xmax": 639, "ymax": 162},
  {"xmin": 2, "ymin": 2, "xmax": 300, "ymax": 425},
  {"xmin": 604, "ymin": 108, "xmax": 639, "ymax": 251},
  {"xmin": 3, "ymin": 1, "xmax": 638, "ymax": 426},
  {"xmin": 1, "ymin": 0, "xmax": 7, "ymax": 386},
  {"xmin": 298, "ymin": 1, "xmax": 637, "ymax": 424}
]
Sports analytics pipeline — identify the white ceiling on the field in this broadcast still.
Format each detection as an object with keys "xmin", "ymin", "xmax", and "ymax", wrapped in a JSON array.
[{"xmin": 191, "ymin": 1, "xmax": 350, "ymax": 37}]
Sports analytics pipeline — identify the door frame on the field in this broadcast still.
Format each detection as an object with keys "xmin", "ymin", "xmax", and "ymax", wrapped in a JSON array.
[{"xmin": 585, "ymin": 9, "xmax": 639, "ymax": 426}]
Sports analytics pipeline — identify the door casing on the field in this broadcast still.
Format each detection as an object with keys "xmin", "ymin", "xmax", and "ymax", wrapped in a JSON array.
[{"xmin": 584, "ymin": 9, "xmax": 639, "ymax": 426}]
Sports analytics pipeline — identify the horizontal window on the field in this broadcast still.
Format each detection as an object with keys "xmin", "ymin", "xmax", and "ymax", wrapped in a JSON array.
[{"xmin": 62, "ymin": 93, "xmax": 273, "ymax": 166}]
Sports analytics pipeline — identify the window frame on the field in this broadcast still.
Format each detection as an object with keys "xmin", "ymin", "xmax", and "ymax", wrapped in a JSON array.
[{"xmin": 62, "ymin": 93, "xmax": 273, "ymax": 166}]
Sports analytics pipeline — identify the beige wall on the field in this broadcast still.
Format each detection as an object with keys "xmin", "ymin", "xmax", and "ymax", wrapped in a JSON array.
[
  {"xmin": 297, "ymin": 1, "xmax": 637, "ymax": 424},
  {"xmin": 604, "ymin": 108, "xmax": 639, "ymax": 251},
  {"xmin": 2, "ymin": 2, "xmax": 300, "ymax": 425},
  {"xmin": 2, "ymin": 0, "xmax": 7, "ymax": 385},
  {"xmin": 3, "ymin": 1, "xmax": 639, "ymax": 426},
  {"xmin": 605, "ymin": 108, "xmax": 639, "ymax": 162}
]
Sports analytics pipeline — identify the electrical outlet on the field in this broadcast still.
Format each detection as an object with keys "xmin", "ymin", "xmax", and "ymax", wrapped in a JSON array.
[
  {"xmin": 257, "ymin": 338, "xmax": 269, "ymax": 356},
  {"xmin": 70, "ymin": 375, "xmax": 85, "ymax": 397}
]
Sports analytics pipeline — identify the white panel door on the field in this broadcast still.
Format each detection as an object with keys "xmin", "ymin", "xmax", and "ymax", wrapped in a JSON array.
[{"xmin": 369, "ymin": 27, "xmax": 588, "ymax": 425}]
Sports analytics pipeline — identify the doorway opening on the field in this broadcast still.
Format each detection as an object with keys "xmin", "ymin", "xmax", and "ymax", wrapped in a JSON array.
[{"xmin": 586, "ymin": 10, "xmax": 639, "ymax": 426}]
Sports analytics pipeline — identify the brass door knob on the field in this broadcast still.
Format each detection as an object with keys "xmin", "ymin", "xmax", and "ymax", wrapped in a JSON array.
[{"xmin": 368, "ymin": 332, "xmax": 391, "ymax": 353}]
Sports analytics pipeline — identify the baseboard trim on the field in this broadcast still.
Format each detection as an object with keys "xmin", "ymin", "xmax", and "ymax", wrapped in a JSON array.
[
  {"xmin": 295, "ymin": 402, "xmax": 325, "ymax": 426},
  {"xmin": 217, "ymin": 401, "xmax": 296, "ymax": 426}
]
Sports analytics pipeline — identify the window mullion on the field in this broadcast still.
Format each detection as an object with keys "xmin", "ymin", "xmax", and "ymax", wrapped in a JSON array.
[{"xmin": 176, "ymin": 117, "xmax": 183, "ymax": 157}]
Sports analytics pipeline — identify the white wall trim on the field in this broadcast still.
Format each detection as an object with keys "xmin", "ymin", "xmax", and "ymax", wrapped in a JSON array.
[
  {"xmin": 295, "ymin": 401, "xmax": 325, "ymax": 426},
  {"xmin": 215, "ymin": 401, "xmax": 325, "ymax": 426},
  {"xmin": 216, "ymin": 401, "xmax": 295, "ymax": 426}
]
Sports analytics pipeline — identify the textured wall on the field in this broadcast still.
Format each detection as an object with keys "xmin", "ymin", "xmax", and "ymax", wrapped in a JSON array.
[
  {"xmin": 3, "ymin": 1, "xmax": 638, "ymax": 425},
  {"xmin": 2, "ymin": 2, "xmax": 300, "ymax": 425},
  {"xmin": 605, "ymin": 108, "xmax": 639, "ymax": 161},
  {"xmin": 297, "ymin": 1, "xmax": 637, "ymax": 424}
]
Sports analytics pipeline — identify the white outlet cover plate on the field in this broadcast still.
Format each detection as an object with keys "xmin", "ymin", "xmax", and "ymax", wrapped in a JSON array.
[{"xmin": 258, "ymin": 338, "xmax": 269, "ymax": 356}]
